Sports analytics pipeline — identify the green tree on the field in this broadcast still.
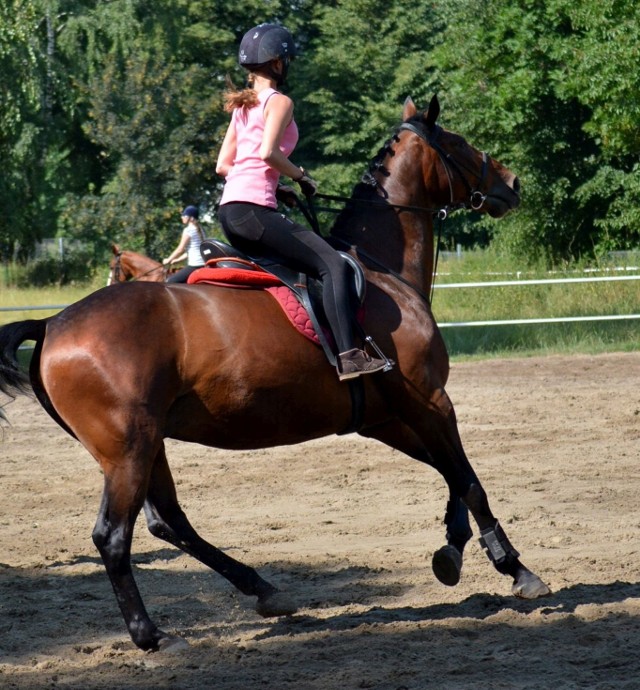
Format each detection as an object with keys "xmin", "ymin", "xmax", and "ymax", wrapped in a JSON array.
[
  {"xmin": 293, "ymin": 0, "xmax": 440, "ymax": 195},
  {"xmin": 55, "ymin": 0, "xmax": 218, "ymax": 257},
  {"xmin": 57, "ymin": 0, "xmax": 317, "ymax": 257},
  {"xmin": 0, "ymin": 0, "xmax": 49, "ymax": 259},
  {"xmin": 431, "ymin": 0, "xmax": 640, "ymax": 262},
  {"xmin": 4, "ymin": 0, "xmax": 638, "ymax": 270},
  {"xmin": 432, "ymin": 0, "xmax": 604, "ymax": 263},
  {"xmin": 548, "ymin": 0, "xmax": 640, "ymax": 252},
  {"xmin": 0, "ymin": 0, "xmax": 104, "ymax": 261}
]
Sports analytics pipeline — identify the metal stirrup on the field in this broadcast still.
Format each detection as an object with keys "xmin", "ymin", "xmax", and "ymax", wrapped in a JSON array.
[{"xmin": 363, "ymin": 335, "xmax": 395, "ymax": 372}]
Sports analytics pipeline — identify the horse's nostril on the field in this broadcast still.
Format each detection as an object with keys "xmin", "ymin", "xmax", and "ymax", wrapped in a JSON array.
[{"xmin": 513, "ymin": 177, "xmax": 521, "ymax": 194}]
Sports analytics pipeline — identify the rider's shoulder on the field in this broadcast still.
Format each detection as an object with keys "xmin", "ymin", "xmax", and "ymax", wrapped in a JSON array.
[{"xmin": 265, "ymin": 90, "xmax": 293, "ymax": 113}]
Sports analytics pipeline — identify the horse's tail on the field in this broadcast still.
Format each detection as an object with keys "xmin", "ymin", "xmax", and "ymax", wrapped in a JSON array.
[
  {"xmin": 0, "ymin": 317, "xmax": 77, "ymax": 437},
  {"xmin": 0, "ymin": 319, "xmax": 46, "ymax": 401}
]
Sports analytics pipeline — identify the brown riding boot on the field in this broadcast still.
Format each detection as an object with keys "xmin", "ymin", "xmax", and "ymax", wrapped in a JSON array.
[{"xmin": 336, "ymin": 348, "xmax": 389, "ymax": 381}]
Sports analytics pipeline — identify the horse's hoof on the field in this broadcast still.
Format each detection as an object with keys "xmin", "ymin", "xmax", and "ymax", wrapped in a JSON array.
[
  {"xmin": 512, "ymin": 570, "xmax": 551, "ymax": 599},
  {"xmin": 157, "ymin": 635, "xmax": 190, "ymax": 653},
  {"xmin": 432, "ymin": 545, "xmax": 462, "ymax": 586},
  {"xmin": 255, "ymin": 591, "xmax": 299, "ymax": 618}
]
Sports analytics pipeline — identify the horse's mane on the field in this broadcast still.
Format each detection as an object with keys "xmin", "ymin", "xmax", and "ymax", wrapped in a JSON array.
[
  {"xmin": 330, "ymin": 115, "xmax": 435, "ymax": 240},
  {"xmin": 356, "ymin": 114, "xmax": 432, "ymax": 194}
]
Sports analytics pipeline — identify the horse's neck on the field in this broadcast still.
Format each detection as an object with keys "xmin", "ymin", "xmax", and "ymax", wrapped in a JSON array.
[
  {"xmin": 402, "ymin": 214, "xmax": 435, "ymax": 294},
  {"xmin": 333, "ymin": 173, "xmax": 436, "ymax": 298},
  {"xmin": 126, "ymin": 253, "xmax": 160, "ymax": 278}
]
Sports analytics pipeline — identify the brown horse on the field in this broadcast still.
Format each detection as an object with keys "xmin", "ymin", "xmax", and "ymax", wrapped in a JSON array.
[
  {"xmin": 0, "ymin": 96, "xmax": 549, "ymax": 652},
  {"xmin": 108, "ymin": 243, "xmax": 166, "ymax": 283}
]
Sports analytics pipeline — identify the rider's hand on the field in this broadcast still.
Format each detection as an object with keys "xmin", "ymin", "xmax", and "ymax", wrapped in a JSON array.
[
  {"xmin": 163, "ymin": 258, "xmax": 171, "ymax": 265},
  {"xmin": 296, "ymin": 168, "xmax": 318, "ymax": 197},
  {"xmin": 276, "ymin": 184, "xmax": 298, "ymax": 208}
]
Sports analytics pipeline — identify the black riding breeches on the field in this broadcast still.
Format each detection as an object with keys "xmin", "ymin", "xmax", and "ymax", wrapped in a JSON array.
[
  {"xmin": 218, "ymin": 202, "xmax": 354, "ymax": 353},
  {"xmin": 167, "ymin": 265, "xmax": 201, "ymax": 283}
]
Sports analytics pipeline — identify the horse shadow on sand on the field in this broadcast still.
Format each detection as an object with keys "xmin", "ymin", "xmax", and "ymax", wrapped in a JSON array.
[
  {"xmin": 1, "ymin": 549, "xmax": 639, "ymax": 654},
  {"xmin": 251, "ymin": 560, "xmax": 640, "ymax": 638}
]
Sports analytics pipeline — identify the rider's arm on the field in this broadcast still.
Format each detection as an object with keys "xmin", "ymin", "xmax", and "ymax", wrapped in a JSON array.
[
  {"xmin": 163, "ymin": 231, "xmax": 190, "ymax": 265},
  {"xmin": 216, "ymin": 120, "xmax": 237, "ymax": 178},
  {"xmin": 261, "ymin": 94, "xmax": 305, "ymax": 182}
]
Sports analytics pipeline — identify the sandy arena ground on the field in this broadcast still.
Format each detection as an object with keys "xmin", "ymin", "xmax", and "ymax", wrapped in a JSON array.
[{"xmin": 0, "ymin": 351, "xmax": 639, "ymax": 689}]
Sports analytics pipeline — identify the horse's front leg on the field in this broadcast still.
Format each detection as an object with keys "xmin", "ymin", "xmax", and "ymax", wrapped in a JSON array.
[
  {"xmin": 416, "ymin": 387, "xmax": 550, "ymax": 599},
  {"xmin": 460, "ymin": 481, "xmax": 550, "ymax": 598},
  {"xmin": 362, "ymin": 420, "xmax": 472, "ymax": 587},
  {"xmin": 364, "ymin": 390, "xmax": 550, "ymax": 599},
  {"xmin": 431, "ymin": 492, "xmax": 472, "ymax": 586}
]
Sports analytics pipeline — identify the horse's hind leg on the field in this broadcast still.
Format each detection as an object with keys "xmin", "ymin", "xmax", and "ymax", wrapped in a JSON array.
[
  {"xmin": 92, "ymin": 458, "xmax": 172, "ymax": 651},
  {"xmin": 143, "ymin": 445, "xmax": 298, "ymax": 618}
]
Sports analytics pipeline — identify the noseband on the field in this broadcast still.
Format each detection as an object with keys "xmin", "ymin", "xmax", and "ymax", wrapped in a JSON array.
[{"xmin": 397, "ymin": 120, "xmax": 489, "ymax": 213}]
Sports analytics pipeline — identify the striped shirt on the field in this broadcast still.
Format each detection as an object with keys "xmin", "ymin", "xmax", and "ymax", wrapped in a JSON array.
[{"xmin": 185, "ymin": 223, "xmax": 205, "ymax": 266}]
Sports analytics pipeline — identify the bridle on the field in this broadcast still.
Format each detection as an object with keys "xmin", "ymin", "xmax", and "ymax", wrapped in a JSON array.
[
  {"xmin": 108, "ymin": 251, "xmax": 126, "ymax": 285},
  {"xmin": 313, "ymin": 118, "xmax": 490, "ymax": 220},
  {"xmin": 379, "ymin": 119, "xmax": 489, "ymax": 215}
]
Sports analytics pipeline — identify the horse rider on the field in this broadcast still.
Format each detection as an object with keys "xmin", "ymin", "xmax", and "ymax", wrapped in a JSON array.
[
  {"xmin": 215, "ymin": 23, "xmax": 389, "ymax": 382},
  {"xmin": 163, "ymin": 205, "xmax": 206, "ymax": 283}
]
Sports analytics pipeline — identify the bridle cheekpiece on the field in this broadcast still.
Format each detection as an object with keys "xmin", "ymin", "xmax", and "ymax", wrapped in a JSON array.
[{"xmin": 396, "ymin": 119, "xmax": 489, "ymax": 214}]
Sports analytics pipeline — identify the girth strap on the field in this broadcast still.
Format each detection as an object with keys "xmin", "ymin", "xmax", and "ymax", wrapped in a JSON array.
[{"xmin": 339, "ymin": 377, "xmax": 365, "ymax": 435}]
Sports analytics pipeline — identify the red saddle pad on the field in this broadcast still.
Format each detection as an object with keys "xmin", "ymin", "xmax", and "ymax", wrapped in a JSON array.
[{"xmin": 187, "ymin": 261, "xmax": 322, "ymax": 345}]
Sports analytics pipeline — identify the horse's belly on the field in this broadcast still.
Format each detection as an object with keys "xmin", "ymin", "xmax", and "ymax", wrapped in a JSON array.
[{"xmin": 165, "ymin": 355, "xmax": 357, "ymax": 449}]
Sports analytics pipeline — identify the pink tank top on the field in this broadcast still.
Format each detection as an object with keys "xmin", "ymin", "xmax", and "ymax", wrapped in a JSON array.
[{"xmin": 220, "ymin": 88, "xmax": 299, "ymax": 209}]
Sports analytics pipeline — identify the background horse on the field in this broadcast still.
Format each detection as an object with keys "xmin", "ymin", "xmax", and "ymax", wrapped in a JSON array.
[
  {"xmin": 108, "ymin": 243, "xmax": 166, "ymax": 284},
  {"xmin": 0, "ymin": 96, "xmax": 549, "ymax": 652}
]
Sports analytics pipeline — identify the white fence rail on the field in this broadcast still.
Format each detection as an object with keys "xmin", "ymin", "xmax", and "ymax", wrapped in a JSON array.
[
  {"xmin": 3, "ymin": 274, "xmax": 639, "ymax": 329},
  {"xmin": 0, "ymin": 304, "xmax": 69, "ymax": 312},
  {"xmin": 439, "ymin": 314, "xmax": 640, "ymax": 328},
  {"xmin": 432, "ymin": 273, "xmax": 640, "ymax": 328},
  {"xmin": 433, "ymin": 274, "xmax": 640, "ymax": 289}
]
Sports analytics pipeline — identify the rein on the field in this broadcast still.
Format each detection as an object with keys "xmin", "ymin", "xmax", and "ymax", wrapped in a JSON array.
[
  {"xmin": 298, "ymin": 119, "xmax": 487, "ymax": 304},
  {"xmin": 313, "ymin": 191, "xmax": 449, "ymax": 218},
  {"xmin": 331, "ymin": 232, "xmax": 433, "ymax": 305}
]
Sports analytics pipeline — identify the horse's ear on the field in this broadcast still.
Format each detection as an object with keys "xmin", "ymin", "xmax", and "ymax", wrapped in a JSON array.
[
  {"xmin": 424, "ymin": 94, "xmax": 440, "ymax": 129},
  {"xmin": 111, "ymin": 243, "xmax": 120, "ymax": 255},
  {"xmin": 402, "ymin": 96, "xmax": 417, "ymax": 121}
]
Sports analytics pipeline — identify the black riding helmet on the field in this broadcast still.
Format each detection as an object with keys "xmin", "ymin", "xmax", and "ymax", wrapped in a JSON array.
[{"xmin": 238, "ymin": 23, "xmax": 296, "ymax": 86}]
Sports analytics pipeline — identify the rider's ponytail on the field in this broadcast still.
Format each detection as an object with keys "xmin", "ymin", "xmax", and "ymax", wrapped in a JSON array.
[{"xmin": 223, "ymin": 76, "xmax": 259, "ymax": 112}]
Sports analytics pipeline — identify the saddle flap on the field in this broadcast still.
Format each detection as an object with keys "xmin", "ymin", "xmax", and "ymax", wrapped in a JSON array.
[{"xmin": 193, "ymin": 238, "xmax": 368, "ymax": 378}]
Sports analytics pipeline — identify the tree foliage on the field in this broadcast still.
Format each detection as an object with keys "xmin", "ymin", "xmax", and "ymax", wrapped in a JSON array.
[
  {"xmin": 433, "ymin": 0, "xmax": 640, "ymax": 261},
  {"xmin": 293, "ymin": 0, "xmax": 440, "ymax": 193},
  {"xmin": 548, "ymin": 0, "xmax": 640, "ymax": 252},
  {"xmin": 1, "ymin": 0, "xmax": 639, "ymax": 266},
  {"xmin": 0, "ymin": 0, "xmax": 51, "ymax": 258}
]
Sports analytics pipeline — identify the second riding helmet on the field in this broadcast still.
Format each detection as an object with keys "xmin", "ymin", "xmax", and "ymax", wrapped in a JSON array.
[{"xmin": 181, "ymin": 205, "xmax": 199, "ymax": 220}]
